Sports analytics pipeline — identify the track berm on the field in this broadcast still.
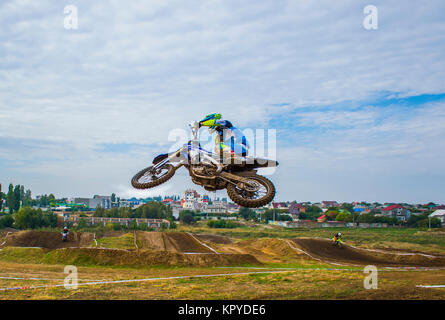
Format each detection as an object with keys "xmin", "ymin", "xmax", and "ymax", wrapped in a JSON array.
[{"xmin": 2, "ymin": 231, "xmax": 445, "ymax": 268}]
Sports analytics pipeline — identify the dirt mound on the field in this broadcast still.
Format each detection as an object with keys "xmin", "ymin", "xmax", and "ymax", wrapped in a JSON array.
[
  {"xmin": 194, "ymin": 233, "xmax": 233, "ymax": 244},
  {"xmin": 292, "ymin": 238, "xmax": 445, "ymax": 267},
  {"xmin": 44, "ymin": 248, "xmax": 260, "ymax": 267},
  {"xmin": 216, "ymin": 238, "xmax": 302, "ymax": 263},
  {"xmin": 4, "ymin": 231, "xmax": 95, "ymax": 249},
  {"xmin": 136, "ymin": 232, "xmax": 215, "ymax": 253}
]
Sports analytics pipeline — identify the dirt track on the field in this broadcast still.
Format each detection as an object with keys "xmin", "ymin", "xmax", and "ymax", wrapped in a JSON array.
[
  {"xmin": 194, "ymin": 233, "xmax": 233, "ymax": 244},
  {"xmin": 136, "ymin": 232, "xmax": 215, "ymax": 253},
  {"xmin": 44, "ymin": 247, "xmax": 259, "ymax": 267},
  {"xmin": 3, "ymin": 231, "xmax": 445, "ymax": 268},
  {"xmin": 3, "ymin": 231, "xmax": 95, "ymax": 249},
  {"xmin": 291, "ymin": 238, "xmax": 445, "ymax": 267}
]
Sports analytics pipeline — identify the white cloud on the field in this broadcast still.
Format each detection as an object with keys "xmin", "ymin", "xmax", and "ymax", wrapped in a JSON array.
[{"xmin": 1, "ymin": 0, "xmax": 445, "ymax": 202}]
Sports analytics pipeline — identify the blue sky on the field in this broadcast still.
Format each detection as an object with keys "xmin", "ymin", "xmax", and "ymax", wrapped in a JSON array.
[{"xmin": 1, "ymin": 0, "xmax": 445, "ymax": 203}]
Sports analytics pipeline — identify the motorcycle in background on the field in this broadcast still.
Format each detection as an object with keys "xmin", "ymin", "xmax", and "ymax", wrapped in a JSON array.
[{"xmin": 332, "ymin": 236, "xmax": 343, "ymax": 248}]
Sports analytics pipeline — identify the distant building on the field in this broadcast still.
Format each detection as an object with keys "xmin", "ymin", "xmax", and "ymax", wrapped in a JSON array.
[
  {"xmin": 431, "ymin": 210, "xmax": 445, "ymax": 225},
  {"xmin": 162, "ymin": 198, "xmax": 174, "ymax": 205},
  {"xmin": 64, "ymin": 215, "xmax": 170, "ymax": 229},
  {"xmin": 322, "ymin": 201, "xmax": 339, "ymax": 208},
  {"xmin": 289, "ymin": 203, "xmax": 306, "ymax": 220},
  {"xmin": 201, "ymin": 204, "xmax": 226, "ymax": 214},
  {"xmin": 183, "ymin": 189, "xmax": 201, "ymax": 209},
  {"xmin": 170, "ymin": 203, "xmax": 185, "ymax": 220},
  {"xmin": 382, "ymin": 205, "xmax": 411, "ymax": 221},
  {"xmin": 270, "ymin": 202, "xmax": 288, "ymax": 210},
  {"xmin": 73, "ymin": 195, "xmax": 112, "ymax": 210}
]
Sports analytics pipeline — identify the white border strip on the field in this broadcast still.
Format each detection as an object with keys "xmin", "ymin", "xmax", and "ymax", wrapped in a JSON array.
[
  {"xmin": 0, "ymin": 276, "xmax": 105, "ymax": 282},
  {"xmin": 416, "ymin": 284, "xmax": 445, "ymax": 288},
  {"xmin": 133, "ymin": 231, "xmax": 138, "ymax": 250},
  {"xmin": 93, "ymin": 233, "xmax": 98, "ymax": 247},
  {"xmin": 347, "ymin": 244, "xmax": 442, "ymax": 259},
  {"xmin": 0, "ymin": 232, "xmax": 11, "ymax": 247}
]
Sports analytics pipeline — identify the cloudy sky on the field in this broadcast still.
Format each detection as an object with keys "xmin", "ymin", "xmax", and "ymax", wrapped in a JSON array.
[{"xmin": 1, "ymin": 0, "xmax": 444, "ymax": 203}]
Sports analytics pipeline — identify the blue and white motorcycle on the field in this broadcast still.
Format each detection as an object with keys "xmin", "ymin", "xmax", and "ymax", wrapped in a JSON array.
[{"xmin": 131, "ymin": 121, "xmax": 278, "ymax": 208}]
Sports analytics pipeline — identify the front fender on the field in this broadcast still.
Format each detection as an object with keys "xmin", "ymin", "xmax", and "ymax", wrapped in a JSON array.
[{"xmin": 152, "ymin": 153, "xmax": 168, "ymax": 164}]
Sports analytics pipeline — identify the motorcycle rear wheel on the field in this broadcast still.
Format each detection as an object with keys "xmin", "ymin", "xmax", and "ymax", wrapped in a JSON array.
[
  {"xmin": 131, "ymin": 164, "xmax": 175, "ymax": 189},
  {"xmin": 226, "ymin": 173, "xmax": 275, "ymax": 208}
]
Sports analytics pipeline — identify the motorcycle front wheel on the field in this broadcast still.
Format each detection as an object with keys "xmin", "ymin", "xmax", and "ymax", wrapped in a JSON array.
[
  {"xmin": 226, "ymin": 173, "xmax": 276, "ymax": 208},
  {"xmin": 131, "ymin": 164, "xmax": 175, "ymax": 189}
]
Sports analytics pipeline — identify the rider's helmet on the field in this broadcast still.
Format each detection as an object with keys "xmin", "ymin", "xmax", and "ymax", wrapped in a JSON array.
[
  {"xmin": 338, "ymin": 232, "xmax": 341, "ymax": 236},
  {"xmin": 199, "ymin": 113, "xmax": 222, "ymax": 134},
  {"xmin": 63, "ymin": 226, "xmax": 68, "ymax": 232}
]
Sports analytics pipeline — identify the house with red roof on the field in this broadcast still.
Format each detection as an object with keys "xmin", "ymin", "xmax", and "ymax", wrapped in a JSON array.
[
  {"xmin": 322, "ymin": 201, "xmax": 339, "ymax": 208},
  {"xmin": 270, "ymin": 202, "xmax": 288, "ymax": 210},
  {"xmin": 382, "ymin": 204, "xmax": 411, "ymax": 221},
  {"xmin": 317, "ymin": 214, "xmax": 327, "ymax": 222}
]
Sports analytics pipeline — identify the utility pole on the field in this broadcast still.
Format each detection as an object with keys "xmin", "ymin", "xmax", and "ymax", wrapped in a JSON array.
[{"xmin": 428, "ymin": 214, "xmax": 431, "ymax": 229}]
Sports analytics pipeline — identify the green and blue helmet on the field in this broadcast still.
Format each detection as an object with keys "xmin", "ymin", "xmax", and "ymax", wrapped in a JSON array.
[{"xmin": 199, "ymin": 113, "xmax": 222, "ymax": 129}]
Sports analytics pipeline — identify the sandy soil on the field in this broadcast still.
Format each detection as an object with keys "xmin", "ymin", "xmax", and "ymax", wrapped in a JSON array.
[{"xmin": 3, "ymin": 231, "xmax": 95, "ymax": 249}]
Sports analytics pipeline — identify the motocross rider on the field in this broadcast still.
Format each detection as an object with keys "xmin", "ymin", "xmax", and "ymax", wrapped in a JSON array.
[
  {"xmin": 198, "ymin": 113, "xmax": 249, "ymax": 161},
  {"xmin": 334, "ymin": 232, "xmax": 342, "ymax": 242}
]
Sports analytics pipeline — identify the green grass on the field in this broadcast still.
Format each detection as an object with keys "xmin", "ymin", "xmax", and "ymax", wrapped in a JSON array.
[
  {"xmin": 179, "ymin": 224, "xmax": 445, "ymax": 248},
  {"xmin": 0, "ymin": 247, "xmax": 46, "ymax": 264},
  {"xmin": 96, "ymin": 233, "xmax": 135, "ymax": 249}
]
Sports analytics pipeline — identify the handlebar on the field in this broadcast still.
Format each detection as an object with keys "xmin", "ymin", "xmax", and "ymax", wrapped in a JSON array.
[{"xmin": 188, "ymin": 121, "xmax": 200, "ymax": 142}]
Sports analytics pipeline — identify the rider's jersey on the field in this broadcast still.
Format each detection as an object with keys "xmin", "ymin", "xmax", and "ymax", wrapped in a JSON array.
[{"xmin": 211, "ymin": 120, "xmax": 249, "ymax": 156}]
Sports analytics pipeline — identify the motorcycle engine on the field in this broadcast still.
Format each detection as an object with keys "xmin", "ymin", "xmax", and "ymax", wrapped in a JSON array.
[{"xmin": 191, "ymin": 164, "xmax": 217, "ymax": 177}]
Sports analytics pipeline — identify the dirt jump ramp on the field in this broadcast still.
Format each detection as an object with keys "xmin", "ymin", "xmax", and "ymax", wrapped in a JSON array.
[
  {"xmin": 291, "ymin": 238, "xmax": 445, "ymax": 267},
  {"xmin": 136, "ymin": 232, "xmax": 215, "ymax": 253},
  {"xmin": 45, "ymin": 248, "xmax": 260, "ymax": 267},
  {"xmin": 3, "ymin": 231, "xmax": 95, "ymax": 249},
  {"xmin": 194, "ymin": 234, "xmax": 233, "ymax": 244}
]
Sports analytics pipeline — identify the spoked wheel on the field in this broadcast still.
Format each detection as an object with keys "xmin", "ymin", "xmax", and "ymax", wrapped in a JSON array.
[
  {"xmin": 131, "ymin": 164, "xmax": 175, "ymax": 189},
  {"xmin": 226, "ymin": 174, "xmax": 275, "ymax": 208}
]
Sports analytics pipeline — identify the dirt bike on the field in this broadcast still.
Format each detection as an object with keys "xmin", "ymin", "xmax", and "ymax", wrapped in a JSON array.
[
  {"xmin": 332, "ymin": 237, "xmax": 343, "ymax": 248},
  {"xmin": 131, "ymin": 121, "xmax": 278, "ymax": 208},
  {"xmin": 62, "ymin": 232, "xmax": 68, "ymax": 242}
]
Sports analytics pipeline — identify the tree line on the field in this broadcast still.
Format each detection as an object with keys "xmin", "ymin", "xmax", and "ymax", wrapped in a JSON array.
[
  {"xmin": 0, "ymin": 207, "xmax": 58, "ymax": 229},
  {"xmin": 0, "ymin": 183, "xmax": 56, "ymax": 214},
  {"xmin": 94, "ymin": 201, "xmax": 174, "ymax": 220}
]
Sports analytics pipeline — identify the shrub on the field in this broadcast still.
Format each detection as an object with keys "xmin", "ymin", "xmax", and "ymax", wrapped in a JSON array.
[
  {"xmin": 13, "ymin": 207, "xmax": 57, "ymax": 229},
  {"xmin": 0, "ymin": 215, "xmax": 14, "ymax": 228},
  {"xmin": 207, "ymin": 220, "xmax": 239, "ymax": 229}
]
